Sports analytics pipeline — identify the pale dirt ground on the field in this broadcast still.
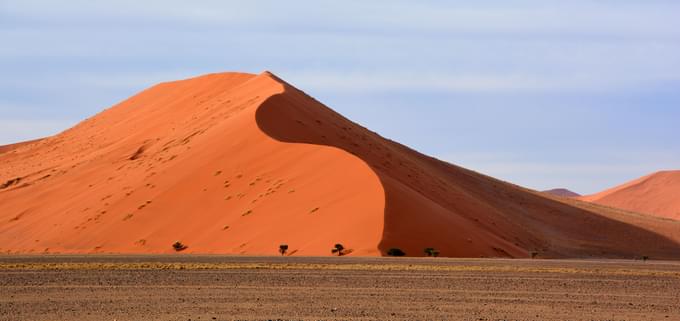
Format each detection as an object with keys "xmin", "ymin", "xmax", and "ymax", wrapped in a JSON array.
[{"xmin": 1, "ymin": 255, "xmax": 679, "ymax": 321}]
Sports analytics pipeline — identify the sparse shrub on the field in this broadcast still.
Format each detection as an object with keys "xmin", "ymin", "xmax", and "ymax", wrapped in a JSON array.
[
  {"xmin": 642, "ymin": 255, "xmax": 650, "ymax": 262},
  {"xmin": 387, "ymin": 248, "xmax": 406, "ymax": 257},
  {"xmin": 279, "ymin": 244, "xmax": 289, "ymax": 256},
  {"xmin": 424, "ymin": 247, "xmax": 440, "ymax": 257},
  {"xmin": 172, "ymin": 241, "xmax": 187, "ymax": 252},
  {"xmin": 530, "ymin": 251, "xmax": 539, "ymax": 259},
  {"xmin": 331, "ymin": 243, "xmax": 345, "ymax": 256}
]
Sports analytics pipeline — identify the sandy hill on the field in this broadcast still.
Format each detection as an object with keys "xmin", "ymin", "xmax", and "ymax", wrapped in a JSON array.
[
  {"xmin": 581, "ymin": 171, "xmax": 680, "ymax": 221},
  {"xmin": 1, "ymin": 71, "xmax": 679, "ymax": 258},
  {"xmin": 543, "ymin": 188, "xmax": 581, "ymax": 198}
]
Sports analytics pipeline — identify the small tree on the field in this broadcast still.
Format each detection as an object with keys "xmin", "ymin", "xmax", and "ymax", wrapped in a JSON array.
[
  {"xmin": 172, "ymin": 241, "xmax": 187, "ymax": 252},
  {"xmin": 279, "ymin": 244, "xmax": 289, "ymax": 256},
  {"xmin": 530, "ymin": 251, "xmax": 539, "ymax": 259},
  {"xmin": 331, "ymin": 243, "xmax": 345, "ymax": 256},
  {"xmin": 424, "ymin": 248, "xmax": 440, "ymax": 257},
  {"xmin": 642, "ymin": 255, "xmax": 649, "ymax": 262},
  {"xmin": 424, "ymin": 247, "xmax": 435, "ymax": 257},
  {"xmin": 387, "ymin": 248, "xmax": 406, "ymax": 257}
]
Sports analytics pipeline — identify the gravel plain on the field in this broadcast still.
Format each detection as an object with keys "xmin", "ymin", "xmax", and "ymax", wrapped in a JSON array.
[{"xmin": 1, "ymin": 255, "xmax": 679, "ymax": 321}]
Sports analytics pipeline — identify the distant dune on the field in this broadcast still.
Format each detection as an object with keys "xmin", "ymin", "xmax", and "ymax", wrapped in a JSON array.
[
  {"xmin": 581, "ymin": 171, "xmax": 680, "ymax": 221},
  {"xmin": 543, "ymin": 188, "xmax": 581, "ymax": 198},
  {"xmin": 1, "ymin": 71, "xmax": 679, "ymax": 258}
]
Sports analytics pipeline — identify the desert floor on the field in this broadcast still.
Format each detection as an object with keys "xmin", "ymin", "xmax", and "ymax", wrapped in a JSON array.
[{"xmin": 1, "ymin": 255, "xmax": 679, "ymax": 321}]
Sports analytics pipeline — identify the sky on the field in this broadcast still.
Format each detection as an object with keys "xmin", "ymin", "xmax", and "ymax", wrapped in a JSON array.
[{"xmin": 1, "ymin": 1, "xmax": 679, "ymax": 194}]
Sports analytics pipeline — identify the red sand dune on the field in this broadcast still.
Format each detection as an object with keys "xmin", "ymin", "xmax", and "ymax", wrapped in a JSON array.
[
  {"xmin": 1, "ymin": 71, "xmax": 679, "ymax": 258},
  {"xmin": 0, "ymin": 139, "xmax": 42, "ymax": 154},
  {"xmin": 580, "ymin": 171, "xmax": 680, "ymax": 221},
  {"xmin": 543, "ymin": 188, "xmax": 581, "ymax": 198}
]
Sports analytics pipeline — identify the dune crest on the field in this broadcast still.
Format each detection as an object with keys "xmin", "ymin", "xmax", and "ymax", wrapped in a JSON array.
[{"xmin": 1, "ymin": 71, "xmax": 679, "ymax": 258}]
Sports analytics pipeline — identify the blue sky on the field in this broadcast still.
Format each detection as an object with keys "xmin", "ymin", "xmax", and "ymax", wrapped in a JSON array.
[{"xmin": 1, "ymin": 1, "xmax": 679, "ymax": 194}]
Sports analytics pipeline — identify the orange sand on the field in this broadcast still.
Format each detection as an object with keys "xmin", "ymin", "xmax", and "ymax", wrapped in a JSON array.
[
  {"xmin": 0, "ymin": 139, "xmax": 41, "ymax": 154},
  {"xmin": 581, "ymin": 171, "xmax": 680, "ymax": 221},
  {"xmin": 1, "ymin": 71, "xmax": 679, "ymax": 258}
]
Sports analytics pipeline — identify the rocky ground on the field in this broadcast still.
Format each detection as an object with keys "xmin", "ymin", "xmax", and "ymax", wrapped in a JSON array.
[{"xmin": 1, "ymin": 255, "xmax": 679, "ymax": 321}]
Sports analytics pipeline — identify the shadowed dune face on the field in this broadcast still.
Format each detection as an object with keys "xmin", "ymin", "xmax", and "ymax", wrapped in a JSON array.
[
  {"xmin": 254, "ymin": 92, "xmax": 522, "ymax": 258},
  {"xmin": 256, "ymin": 84, "xmax": 680, "ymax": 259},
  {"xmin": 1, "ymin": 71, "xmax": 679, "ymax": 258},
  {"xmin": 581, "ymin": 171, "xmax": 680, "ymax": 221}
]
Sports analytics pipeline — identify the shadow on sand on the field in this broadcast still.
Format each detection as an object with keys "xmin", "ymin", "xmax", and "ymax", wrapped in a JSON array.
[{"xmin": 255, "ymin": 88, "xmax": 680, "ymax": 259}]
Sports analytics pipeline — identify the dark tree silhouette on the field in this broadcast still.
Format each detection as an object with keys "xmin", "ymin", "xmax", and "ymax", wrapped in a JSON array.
[
  {"xmin": 172, "ymin": 241, "xmax": 187, "ymax": 252},
  {"xmin": 279, "ymin": 244, "xmax": 289, "ymax": 256},
  {"xmin": 387, "ymin": 248, "xmax": 406, "ymax": 257},
  {"xmin": 331, "ymin": 243, "xmax": 345, "ymax": 256}
]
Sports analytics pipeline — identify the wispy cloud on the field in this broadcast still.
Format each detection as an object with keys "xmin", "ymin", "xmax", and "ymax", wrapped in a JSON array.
[
  {"xmin": 4, "ymin": 1, "xmax": 680, "ymax": 39},
  {"xmin": 283, "ymin": 69, "xmax": 680, "ymax": 94},
  {"xmin": 1, "ymin": 1, "xmax": 678, "ymax": 192}
]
